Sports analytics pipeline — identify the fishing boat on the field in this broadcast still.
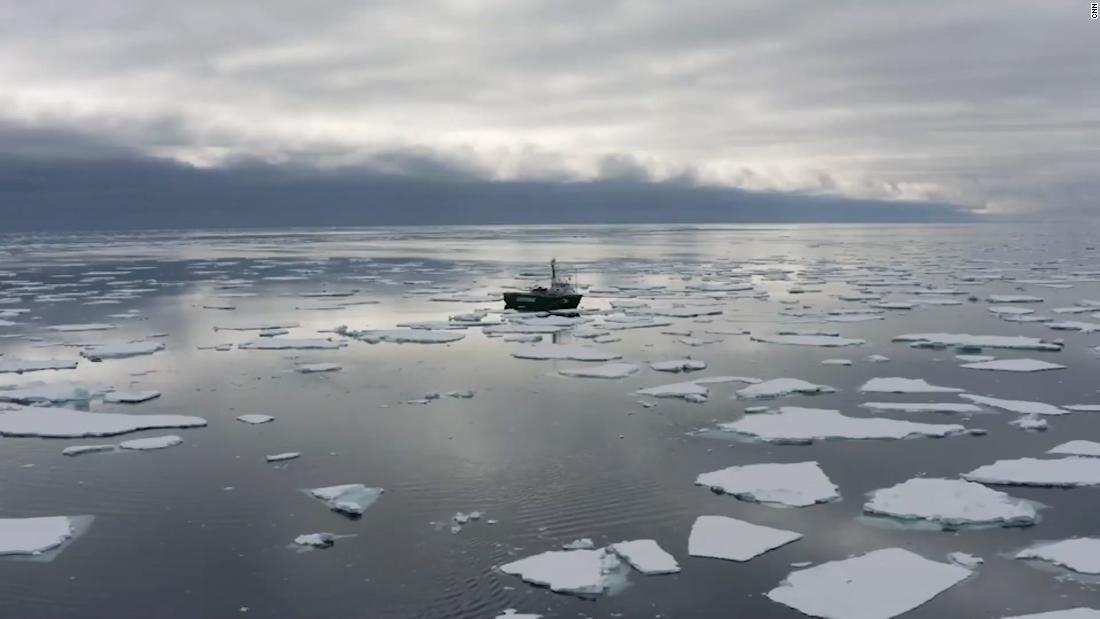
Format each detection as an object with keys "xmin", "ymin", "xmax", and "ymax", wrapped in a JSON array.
[{"xmin": 503, "ymin": 259, "xmax": 582, "ymax": 312}]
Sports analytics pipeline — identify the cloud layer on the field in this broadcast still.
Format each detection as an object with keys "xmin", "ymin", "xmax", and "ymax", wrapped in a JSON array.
[{"xmin": 1, "ymin": 0, "xmax": 1096, "ymax": 217}]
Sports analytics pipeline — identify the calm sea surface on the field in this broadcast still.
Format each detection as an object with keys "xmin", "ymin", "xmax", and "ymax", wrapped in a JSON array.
[{"xmin": 1, "ymin": 223, "xmax": 1098, "ymax": 618}]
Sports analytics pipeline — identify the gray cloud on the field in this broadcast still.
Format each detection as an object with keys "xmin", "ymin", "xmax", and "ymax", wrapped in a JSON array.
[{"xmin": 0, "ymin": 0, "xmax": 1096, "ymax": 216}]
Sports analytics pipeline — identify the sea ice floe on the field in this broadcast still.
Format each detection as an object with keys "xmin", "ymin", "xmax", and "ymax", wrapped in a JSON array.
[
  {"xmin": 1015, "ymin": 538, "xmax": 1100, "ymax": 574},
  {"xmin": 295, "ymin": 363, "xmax": 342, "ymax": 373},
  {"xmin": 735, "ymin": 378, "xmax": 835, "ymax": 400},
  {"xmin": 104, "ymin": 390, "xmax": 161, "ymax": 404},
  {"xmin": 499, "ymin": 547, "xmax": 623, "ymax": 596},
  {"xmin": 239, "ymin": 338, "xmax": 343, "ymax": 350},
  {"xmin": 558, "ymin": 363, "xmax": 639, "ymax": 379},
  {"xmin": 309, "ymin": 484, "xmax": 384, "ymax": 516},
  {"xmin": 0, "ymin": 381, "xmax": 113, "ymax": 404},
  {"xmin": 494, "ymin": 610, "xmax": 542, "ymax": 619},
  {"xmin": 1065, "ymin": 405, "xmax": 1100, "ymax": 412},
  {"xmin": 62, "ymin": 444, "xmax": 116, "ymax": 457},
  {"xmin": 860, "ymin": 402, "xmax": 982, "ymax": 414},
  {"xmin": 894, "ymin": 333, "xmax": 1062, "ymax": 351},
  {"xmin": 688, "ymin": 515, "xmax": 802, "ymax": 561},
  {"xmin": 956, "ymin": 354, "xmax": 996, "ymax": 362},
  {"xmin": 990, "ymin": 306, "xmax": 1035, "ymax": 316},
  {"xmin": 859, "ymin": 377, "xmax": 963, "ymax": 393},
  {"xmin": 0, "ymin": 357, "xmax": 78, "ymax": 374},
  {"xmin": 636, "ymin": 380, "xmax": 708, "ymax": 401},
  {"xmin": 695, "ymin": 461, "xmax": 839, "ymax": 507},
  {"xmin": 866, "ymin": 354, "xmax": 891, "ymax": 363},
  {"xmin": 512, "ymin": 344, "xmax": 622, "ymax": 362},
  {"xmin": 236, "ymin": 414, "xmax": 275, "ymax": 424},
  {"xmin": 293, "ymin": 533, "xmax": 336, "ymax": 548},
  {"xmin": 1011, "ymin": 415, "xmax": 1048, "ymax": 432},
  {"xmin": 336, "ymin": 326, "xmax": 464, "ymax": 344},
  {"xmin": 562, "ymin": 538, "xmax": 596, "ymax": 550},
  {"xmin": 81, "ymin": 341, "xmax": 165, "ymax": 360},
  {"xmin": 961, "ymin": 359, "xmax": 1065, "ymax": 372},
  {"xmin": 1048, "ymin": 441, "xmax": 1100, "ymax": 457},
  {"xmin": 1045, "ymin": 321, "xmax": 1100, "ymax": 333},
  {"xmin": 863, "ymin": 478, "xmax": 1038, "ymax": 528},
  {"xmin": 650, "ymin": 359, "xmax": 707, "ymax": 372},
  {"xmin": 766, "ymin": 548, "xmax": 971, "ymax": 619},
  {"xmin": 821, "ymin": 358, "xmax": 853, "ymax": 366},
  {"xmin": 1002, "ymin": 609, "xmax": 1100, "ymax": 619},
  {"xmin": 0, "ymin": 516, "xmax": 79, "ymax": 556},
  {"xmin": 609, "ymin": 539, "xmax": 680, "ymax": 574},
  {"xmin": 988, "ymin": 295, "xmax": 1043, "ymax": 303},
  {"xmin": 46, "ymin": 323, "xmax": 116, "ymax": 332},
  {"xmin": 119, "ymin": 435, "xmax": 183, "ymax": 450},
  {"xmin": 948, "ymin": 552, "xmax": 984, "ymax": 569},
  {"xmin": 502, "ymin": 334, "xmax": 542, "ymax": 343},
  {"xmin": 751, "ymin": 334, "xmax": 865, "ymax": 347},
  {"xmin": 267, "ymin": 452, "xmax": 301, "ymax": 462},
  {"xmin": 963, "ymin": 457, "xmax": 1100, "ymax": 487},
  {"xmin": 715, "ymin": 406, "xmax": 968, "ymax": 444},
  {"xmin": 960, "ymin": 395, "xmax": 1068, "ymax": 416},
  {"xmin": 213, "ymin": 321, "xmax": 300, "ymax": 331},
  {"xmin": 0, "ymin": 406, "xmax": 206, "ymax": 438}
]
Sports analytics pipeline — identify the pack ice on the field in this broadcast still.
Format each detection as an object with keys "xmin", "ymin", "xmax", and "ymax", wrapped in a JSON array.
[
  {"xmin": 609, "ymin": 539, "xmax": 680, "ymax": 574},
  {"xmin": 512, "ymin": 344, "xmax": 621, "ymax": 362},
  {"xmin": 766, "ymin": 548, "xmax": 972, "ymax": 619},
  {"xmin": 863, "ymin": 478, "xmax": 1038, "ymax": 528},
  {"xmin": 499, "ymin": 547, "xmax": 623, "ymax": 596},
  {"xmin": 695, "ymin": 461, "xmax": 839, "ymax": 507},
  {"xmin": 688, "ymin": 515, "xmax": 802, "ymax": 561},
  {"xmin": 0, "ymin": 406, "xmax": 206, "ymax": 438},
  {"xmin": 0, "ymin": 516, "xmax": 79, "ymax": 556},
  {"xmin": 309, "ymin": 484, "xmax": 384, "ymax": 516},
  {"xmin": 894, "ymin": 333, "xmax": 1062, "ymax": 351},
  {"xmin": 735, "ymin": 378, "xmax": 836, "ymax": 399},
  {"xmin": 558, "ymin": 363, "xmax": 639, "ymax": 379},
  {"xmin": 963, "ymin": 458, "xmax": 1100, "ymax": 487},
  {"xmin": 1048, "ymin": 441, "xmax": 1100, "ymax": 457},
  {"xmin": 961, "ymin": 359, "xmax": 1065, "ymax": 372},
  {"xmin": 0, "ymin": 381, "xmax": 112, "ymax": 404},
  {"xmin": 859, "ymin": 377, "xmax": 963, "ymax": 393},
  {"xmin": 239, "ymin": 338, "xmax": 343, "ymax": 350},
  {"xmin": 860, "ymin": 402, "xmax": 982, "ymax": 414},
  {"xmin": 960, "ymin": 395, "xmax": 1068, "ymax": 416},
  {"xmin": 751, "ymin": 334, "xmax": 866, "ymax": 347},
  {"xmin": 650, "ymin": 359, "xmax": 707, "ymax": 372},
  {"xmin": 0, "ymin": 357, "xmax": 78, "ymax": 374},
  {"xmin": 718, "ymin": 407, "xmax": 967, "ymax": 444},
  {"xmin": 1015, "ymin": 538, "xmax": 1100, "ymax": 574}
]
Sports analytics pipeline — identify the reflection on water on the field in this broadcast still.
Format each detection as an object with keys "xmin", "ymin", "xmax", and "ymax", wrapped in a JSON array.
[{"xmin": 0, "ymin": 223, "xmax": 1098, "ymax": 618}]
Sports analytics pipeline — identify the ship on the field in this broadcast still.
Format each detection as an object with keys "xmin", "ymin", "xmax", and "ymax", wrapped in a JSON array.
[{"xmin": 503, "ymin": 259, "xmax": 583, "ymax": 312}]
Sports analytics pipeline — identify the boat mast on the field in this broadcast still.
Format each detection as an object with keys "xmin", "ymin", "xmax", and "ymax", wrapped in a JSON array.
[{"xmin": 551, "ymin": 258, "xmax": 557, "ymax": 284}]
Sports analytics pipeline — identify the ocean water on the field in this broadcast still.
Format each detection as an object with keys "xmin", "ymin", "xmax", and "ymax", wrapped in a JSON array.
[{"xmin": 0, "ymin": 223, "xmax": 1098, "ymax": 618}]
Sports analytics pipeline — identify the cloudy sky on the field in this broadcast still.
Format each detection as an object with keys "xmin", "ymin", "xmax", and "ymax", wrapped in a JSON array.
[{"xmin": 0, "ymin": 0, "xmax": 1096, "ymax": 225}]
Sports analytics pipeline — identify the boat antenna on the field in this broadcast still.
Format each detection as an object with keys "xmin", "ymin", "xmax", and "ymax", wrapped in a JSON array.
[{"xmin": 551, "ymin": 258, "xmax": 557, "ymax": 283}]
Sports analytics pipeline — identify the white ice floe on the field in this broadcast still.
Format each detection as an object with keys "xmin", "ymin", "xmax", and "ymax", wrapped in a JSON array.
[
  {"xmin": 860, "ymin": 402, "xmax": 983, "ymax": 414},
  {"xmin": 960, "ymin": 394, "xmax": 1068, "ymax": 416},
  {"xmin": 1046, "ymin": 321, "xmax": 1100, "ymax": 333},
  {"xmin": 1049, "ymin": 441, "xmax": 1100, "ymax": 457},
  {"xmin": 512, "ymin": 344, "xmax": 621, "ymax": 362},
  {"xmin": 309, "ymin": 484, "xmax": 384, "ymax": 516},
  {"xmin": 494, "ymin": 611, "xmax": 542, "ymax": 619},
  {"xmin": 751, "ymin": 334, "xmax": 865, "ymax": 347},
  {"xmin": 1011, "ymin": 415, "xmax": 1048, "ymax": 432},
  {"xmin": 688, "ymin": 515, "xmax": 802, "ymax": 561},
  {"xmin": 0, "ymin": 406, "xmax": 206, "ymax": 437},
  {"xmin": 294, "ymin": 363, "xmax": 342, "ymax": 373},
  {"xmin": 81, "ymin": 341, "xmax": 165, "ymax": 360},
  {"xmin": 956, "ymin": 354, "xmax": 996, "ymax": 362},
  {"xmin": 267, "ymin": 452, "xmax": 301, "ymax": 462},
  {"xmin": 562, "ymin": 538, "xmax": 596, "ymax": 550},
  {"xmin": 1065, "ymin": 405, "xmax": 1100, "ymax": 413},
  {"xmin": 821, "ymin": 358, "xmax": 853, "ymax": 366},
  {"xmin": 119, "ymin": 435, "xmax": 183, "ymax": 450},
  {"xmin": 859, "ymin": 377, "xmax": 963, "ymax": 393},
  {"xmin": 1015, "ymin": 538, "xmax": 1100, "ymax": 574},
  {"xmin": 0, "ymin": 381, "xmax": 112, "ymax": 404},
  {"xmin": 894, "ymin": 333, "xmax": 1062, "ymax": 351},
  {"xmin": 964, "ymin": 457, "xmax": 1100, "ymax": 487},
  {"xmin": 502, "ymin": 334, "xmax": 542, "ymax": 343},
  {"xmin": 650, "ymin": 359, "xmax": 707, "ymax": 372},
  {"xmin": 948, "ymin": 552, "xmax": 984, "ymax": 569},
  {"xmin": 866, "ymin": 354, "xmax": 891, "ymax": 363},
  {"xmin": 0, "ymin": 357, "xmax": 78, "ymax": 374},
  {"xmin": 499, "ymin": 548, "xmax": 622, "ymax": 596},
  {"xmin": 735, "ymin": 378, "xmax": 835, "ymax": 400},
  {"xmin": 990, "ymin": 306, "xmax": 1035, "ymax": 316},
  {"xmin": 716, "ymin": 406, "xmax": 967, "ymax": 444},
  {"xmin": 46, "ymin": 323, "xmax": 116, "ymax": 332},
  {"xmin": 104, "ymin": 390, "xmax": 161, "ymax": 403},
  {"xmin": 62, "ymin": 444, "xmax": 116, "ymax": 456},
  {"xmin": 239, "ymin": 338, "xmax": 342, "ymax": 350},
  {"xmin": 636, "ymin": 380, "xmax": 708, "ymax": 401},
  {"xmin": 337, "ymin": 326, "xmax": 464, "ymax": 344},
  {"xmin": 989, "ymin": 295, "xmax": 1043, "ymax": 303},
  {"xmin": 1002, "ymin": 609, "xmax": 1100, "ymax": 619},
  {"xmin": 293, "ymin": 533, "xmax": 336, "ymax": 548},
  {"xmin": 609, "ymin": 539, "xmax": 680, "ymax": 574},
  {"xmin": 695, "ymin": 461, "xmax": 839, "ymax": 507},
  {"xmin": 558, "ymin": 363, "xmax": 639, "ymax": 379},
  {"xmin": 863, "ymin": 478, "xmax": 1038, "ymax": 528},
  {"xmin": 826, "ymin": 313, "xmax": 885, "ymax": 323},
  {"xmin": 213, "ymin": 321, "xmax": 300, "ymax": 331},
  {"xmin": 0, "ymin": 516, "xmax": 77, "ymax": 556},
  {"xmin": 961, "ymin": 359, "xmax": 1065, "ymax": 372},
  {"xmin": 767, "ymin": 548, "xmax": 971, "ymax": 619},
  {"xmin": 236, "ymin": 414, "xmax": 275, "ymax": 424}
]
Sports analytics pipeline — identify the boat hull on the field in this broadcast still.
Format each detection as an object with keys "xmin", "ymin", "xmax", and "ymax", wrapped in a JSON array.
[{"xmin": 503, "ymin": 292, "xmax": 583, "ymax": 312}]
